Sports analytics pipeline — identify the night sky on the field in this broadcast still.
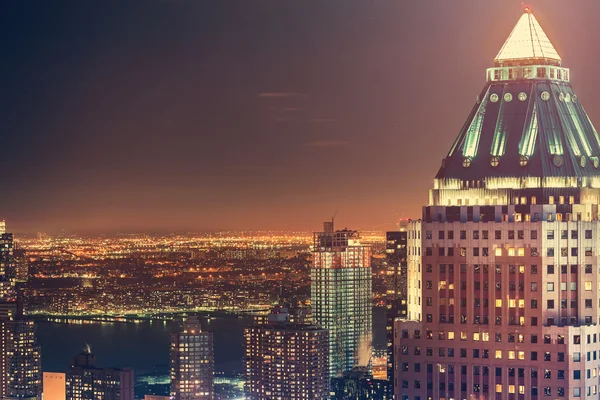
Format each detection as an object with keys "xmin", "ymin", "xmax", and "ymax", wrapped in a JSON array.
[{"xmin": 3, "ymin": 1, "xmax": 600, "ymax": 233}]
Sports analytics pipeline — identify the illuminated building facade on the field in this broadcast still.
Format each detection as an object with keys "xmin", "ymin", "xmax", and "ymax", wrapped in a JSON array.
[
  {"xmin": 170, "ymin": 317, "xmax": 214, "ymax": 400},
  {"xmin": 311, "ymin": 221, "xmax": 372, "ymax": 377},
  {"xmin": 0, "ymin": 231, "xmax": 16, "ymax": 302},
  {"xmin": 43, "ymin": 372, "xmax": 66, "ymax": 400},
  {"xmin": 6, "ymin": 319, "xmax": 42, "ymax": 399},
  {"xmin": 66, "ymin": 350, "xmax": 134, "ymax": 400},
  {"xmin": 395, "ymin": 9, "xmax": 600, "ymax": 400},
  {"xmin": 385, "ymin": 226, "xmax": 408, "ymax": 385},
  {"xmin": 244, "ymin": 308, "xmax": 329, "ymax": 400}
]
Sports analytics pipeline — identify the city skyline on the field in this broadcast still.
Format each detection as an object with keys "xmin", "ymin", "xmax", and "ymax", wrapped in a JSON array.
[{"xmin": 4, "ymin": 1, "xmax": 600, "ymax": 233}]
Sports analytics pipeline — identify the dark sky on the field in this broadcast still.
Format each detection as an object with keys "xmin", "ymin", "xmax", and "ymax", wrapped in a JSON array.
[{"xmin": 2, "ymin": 1, "xmax": 600, "ymax": 233}]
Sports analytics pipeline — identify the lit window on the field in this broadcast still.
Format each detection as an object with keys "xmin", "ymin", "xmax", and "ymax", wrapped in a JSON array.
[
  {"xmin": 496, "ymin": 384, "xmax": 502, "ymax": 393},
  {"xmin": 495, "ymin": 248, "xmax": 502, "ymax": 256},
  {"xmin": 518, "ymin": 351, "xmax": 525, "ymax": 360},
  {"xmin": 518, "ymin": 248, "xmax": 525, "ymax": 256},
  {"xmin": 496, "ymin": 299, "xmax": 502, "ymax": 307},
  {"xmin": 518, "ymin": 299, "xmax": 525, "ymax": 308},
  {"xmin": 508, "ymin": 248, "xmax": 515, "ymax": 256},
  {"xmin": 473, "ymin": 333, "xmax": 480, "ymax": 341},
  {"xmin": 495, "ymin": 350, "xmax": 502, "ymax": 359},
  {"xmin": 508, "ymin": 351, "xmax": 516, "ymax": 360},
  {"xmin": 585, "ymin": 282, "xmax": 593, "ymax": 291}
]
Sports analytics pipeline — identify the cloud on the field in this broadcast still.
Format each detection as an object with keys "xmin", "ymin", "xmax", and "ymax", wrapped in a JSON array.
[
  {"xmin": 305, "ymin": 140, "xmax": 350, "ymax": 148},
  {"xmin": 257, "ymin": 92, "xmax": 305, "ymax": 98},
  {"xmin": 307, "ymin": 118, "xmax": 337, "ymax": 124}
]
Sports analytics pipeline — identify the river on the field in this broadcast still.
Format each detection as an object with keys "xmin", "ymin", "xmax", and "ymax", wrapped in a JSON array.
[{"xmin": 36, "ymin": 307, "xmax": 387, "ymax": 398}]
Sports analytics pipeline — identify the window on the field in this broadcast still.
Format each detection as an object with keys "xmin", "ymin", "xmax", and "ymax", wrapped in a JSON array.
[
  {"xmin": 574, "ymin": 370, "xmax": 581, "ymax": 379},
  {"xmin": 531, "ymin": 230, "xmax": 538, "ymax": 239},
  {"xmin": 547, "ymin": 300, "xmax": 555, "ymax": 309},
  {"xmin": 585, "ymin": 230, "xmax": 592, "ymax": 239},
  {"xmin": 572, "ymin": 248, "xmax": 578, "ymax": 257},
  {"xmin": 547, "ymin": 248, "xmax": 554, "ymax": 257},
  {"xmin": 448, "ymin": 231, "xmax": 454, "ymax": 240},
  {"xmin": 495, "ymin": 350, "xmax": 502, "ymax": 359},
  {"xmin": 495, "ymin": 230, "xmax": 502, "ymax": 240},
  {"xmin": 586, "ymin": 264, "xmax": 592, "ymax": 273},
  {"xmin": 585, "ymin": 281, "xmax": 593, "ymax": 291},
  {"xmin": 572, "ymin": 230, "xmax": 578, "ymax": 239},
  {"xmin": 460, "ymin": 230, "xmax": 467, "ymax": 240},
  {"xmin": 547, "ymin": 282, "xmax": 555, "ymax": 291},
  {"xmin": 531, "ymin": 299, "xmax": 538, "ymax": 308},
  {"xmin": 495, "ymin": 248, "xmax": 502, "ymax": 256},
  {"xmin": 438, "ymin": 231, "xmax": 445, "ymax": 240},
  {"xmin": 547, "ymin": 265, "xmax": 554, "ymax": 274},
  {"xmin": 547, "ymin": 230, "xmax": 554, "ymax": 239},
  {"xmin": 508, "ymin": 231, "xmax": 515, "ymax": 239}
]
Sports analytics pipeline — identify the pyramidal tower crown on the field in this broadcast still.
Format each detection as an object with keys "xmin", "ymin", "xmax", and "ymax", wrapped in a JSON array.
[
  {"xmin": 495, "ymin": 8, "xmax": 561, "ymax": 66},
  {"xmin": 434, "ymin": 8, "xmax": 600, "ymax": 209}
]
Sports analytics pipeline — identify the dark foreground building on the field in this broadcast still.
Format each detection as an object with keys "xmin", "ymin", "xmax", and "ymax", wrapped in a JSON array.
[{"xmin": 66, "ymin": 349, "xmax": 134, "ymax": 400}]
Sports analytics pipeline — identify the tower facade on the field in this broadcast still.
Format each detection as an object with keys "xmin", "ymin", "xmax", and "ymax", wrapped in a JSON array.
[
  {"xmin": 244, "ymin": 308, "xmax": 329, "ymax": 400},
  {"xmin": 0, "ymin": 230, "xmax": 16, "ymax": 302},
  {"xmin": 385, "ymin": 225, "xmax": 408, "ymax": 384},
  {"xmin": 395, "ymin": 9, "xmax": 600, "ymax": 400},
  {"xmin": 170, "ymin": 317, "xmax": 214, "ymax": 400},
  {"xmin": 311, "ymin": 221, "xmax": 372, "ymax": 377}
]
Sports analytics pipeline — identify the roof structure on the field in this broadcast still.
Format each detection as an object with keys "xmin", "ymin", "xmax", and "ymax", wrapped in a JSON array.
[
  {"xmin": 495, "ymin": 9, "xmax": 561, "ymax": 65},
  {"xmin": 436, "ymin": 10, "xmax": 600, "ymax": 184}
]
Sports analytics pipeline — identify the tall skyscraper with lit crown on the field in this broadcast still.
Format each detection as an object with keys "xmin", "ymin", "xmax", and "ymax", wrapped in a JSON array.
[
  {"xmin": 395, "ymin": 8, "xmax": 600, "ymax": 400},
  {"xmin": 311, "ymin": 221, "xmax": 372, "ymax": 377}
]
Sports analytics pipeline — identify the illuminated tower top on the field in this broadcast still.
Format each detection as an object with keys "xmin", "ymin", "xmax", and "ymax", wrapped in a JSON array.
[
  {"xmin": 434, "ymin": 9, "xmax": 600, "ymax": 197},
  {"xmin": 495, "ymin": 8, "xmax": 561, "ymax": 66}
]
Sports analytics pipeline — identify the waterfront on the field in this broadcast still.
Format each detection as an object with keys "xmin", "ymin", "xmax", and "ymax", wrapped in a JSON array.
[{"xmin": 36, "ymin": 308, "xmax": 387, "ymax": 397}]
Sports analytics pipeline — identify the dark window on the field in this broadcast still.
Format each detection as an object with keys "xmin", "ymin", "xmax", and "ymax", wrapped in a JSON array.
[
  {"xmin": 531, "ymin": 230, "xmax": 538, "ymax": 240},
  {"xmin": 585, "ymin": 230, "xmax": 592, "ymax": 239}
]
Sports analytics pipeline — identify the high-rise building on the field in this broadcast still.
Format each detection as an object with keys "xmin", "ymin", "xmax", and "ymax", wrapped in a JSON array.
[
  {"xmin": 6, "ymin": 319, "xmax": 42, "ymax": 399},
  {"xmin": 66, "ymin": 349, "xmax": 134, "ymax": 400},
  {"xmin": 395, "ymin": 8, "xmax": 600, "ymax": 400},
  {"xmin": 170, "ymin": 317, "xmax": 214, "ymax": 400},
  {"xmin": 43, "ymin": 372, "xmax": 66, "ymax": 400},
  {"xmin": 384, "ymin": 223, "xmax": 408, "ymax": 385},
  {"xmin": 244, "ymin": 308, "xmax": 329, "ymax": 400},
  {"xmin": 311, "ymin": 221, "xmax": 372, "ymax": 377},
  {"xmin": 0, "ymin": 230, "xmax": 16, "ymax": 302}
]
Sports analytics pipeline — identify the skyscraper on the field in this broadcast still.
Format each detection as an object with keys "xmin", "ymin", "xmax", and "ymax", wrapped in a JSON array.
[
  {"xmin": 395, "ymin": 8, "xmax": 600, "ymax": 399},
  {"xmin": 0, "ymin": 228, "xmax": 16, "ymax": 302},
  {"xmin": 244, "ymin": 307, "xmax": 329, "ymax": 400},
  {"xmin": 6, "ymin": 319, "xmax": 42, "ymax": 399},
  {"xmin": 66, "ymin": 349, "xmax": 134, "ymax": 400},
  {"xmin": 170, "ymin": 317, "xmax": 214, "ymax": 400},
  {"xmin": 311, "ymin": 221, "xmax": 372, "ymax": 377},
  {"xmin": 384, "ymin": 223, "xmax": 408, "ymax": 384}
]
